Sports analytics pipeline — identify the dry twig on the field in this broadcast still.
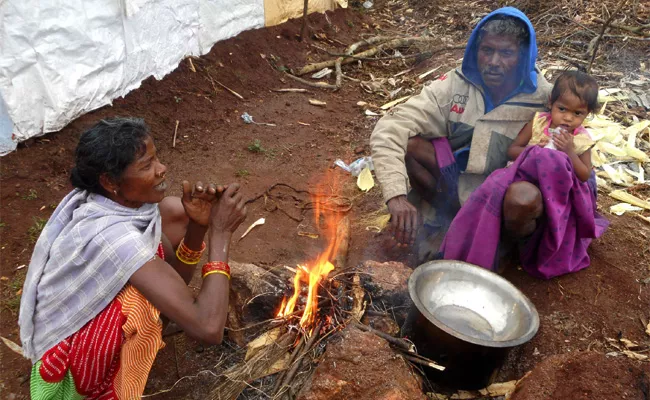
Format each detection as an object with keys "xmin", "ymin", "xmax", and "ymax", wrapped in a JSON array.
[
  {"xmin": 588, "ymin": 0, "xmax": 631, "ymax": 73},
  {"xmin": 351, "ymin": 321, "xmax": 415, "ymax": 353},
  {"xmin": 297, "ymin": 38, "xmax": 459, "ymax": 76}
]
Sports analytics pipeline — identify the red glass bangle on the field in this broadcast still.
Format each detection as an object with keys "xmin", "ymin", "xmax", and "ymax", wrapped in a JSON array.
[{"xmin": 202, "ymin": 261, "xmax": 231, "ymax": 280}]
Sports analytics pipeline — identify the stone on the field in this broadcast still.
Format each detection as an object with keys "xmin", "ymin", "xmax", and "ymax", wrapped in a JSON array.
[
  {"xmin": 361, "ymin": 314, "xmax": 400, "ymax": 336},
  {"xmin": 356, "ymin": 260, "xmax": 413, "ymax": 329},
  {"xmin": 354, "ymin": 145, "xmax": 365, "ymax": 154},
  {"xmin": 357, "ymin": 260, "xmax": 412, "ymax": 295},
  {"xmin": 297, "ymin": 326, "xmax": 427, "ymax": 400},
  {"xmin": 226, "ymin": 261, "xmax": 287, "ymax": 346}
]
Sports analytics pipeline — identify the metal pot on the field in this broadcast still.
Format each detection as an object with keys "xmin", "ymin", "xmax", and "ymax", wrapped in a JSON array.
[{"xmin": 405, "ymin": 260, "xmax": 539, "ymax": 390}]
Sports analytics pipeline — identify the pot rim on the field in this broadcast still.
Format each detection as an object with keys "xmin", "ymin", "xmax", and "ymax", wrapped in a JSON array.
[{"xmin": 408, "ymin": 260, "xmax": 540, "ymax": 348}]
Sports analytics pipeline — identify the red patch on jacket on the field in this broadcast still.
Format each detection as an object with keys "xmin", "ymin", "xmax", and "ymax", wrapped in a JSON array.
[{"xmin": 450, "ymin": 104, "xmax": 465, "ymax": 114}]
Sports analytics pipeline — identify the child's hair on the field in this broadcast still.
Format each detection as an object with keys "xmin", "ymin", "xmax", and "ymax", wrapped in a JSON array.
[{"xmin": 550, "ymin": 71, "xmax": 599, "ymax": 113}]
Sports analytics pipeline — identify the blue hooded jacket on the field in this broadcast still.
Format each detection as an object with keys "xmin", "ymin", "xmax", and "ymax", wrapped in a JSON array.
[{"xmin": 461, "ymin": 7, "xmax": 539, "ymax": 113}]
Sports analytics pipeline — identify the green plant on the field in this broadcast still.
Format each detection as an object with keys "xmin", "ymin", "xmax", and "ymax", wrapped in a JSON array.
[
  {"xmin": 1, "ymin": 274, "xmax": 25, "ymax": 315},
  {"xmin": 174, "ymin": 96, "xmax": 182, "ymax": 103},
  {"xmin": 27, "ymin": 217, "xmax": 48, "ymax": 243},
  {"xmin": 235, "ymin": 169, "xmax": 250, "ymax": 178},
  {"xmin": 2, "ymin": 296, "xmax": 21, "ymax": 315},
  {"xmin": 0, "ymin": 221, "xmax": 6, "ymax": 228},
  {"xmin": 22, "ymin": 189, "xmax": 38, "ymax": 200},
  {"xmin": 247, "ymin": 139, "xmax": 266, "ymax": 153}
]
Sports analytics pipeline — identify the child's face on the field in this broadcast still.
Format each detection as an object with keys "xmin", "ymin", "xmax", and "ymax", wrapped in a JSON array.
[{"xmin": 550, "ymin": 92, "xmax": 589, "ymax": 133}]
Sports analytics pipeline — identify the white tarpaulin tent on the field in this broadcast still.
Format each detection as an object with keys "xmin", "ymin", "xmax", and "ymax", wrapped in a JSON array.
[{"xmin": 0, "ymin": 0, "xmax": 342, "ymax": 155}]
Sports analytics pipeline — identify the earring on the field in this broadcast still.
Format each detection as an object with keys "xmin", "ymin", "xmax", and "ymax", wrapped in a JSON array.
[{"xmin": 113, "ymin": 190, "xmax": 117, "ymax": 195}]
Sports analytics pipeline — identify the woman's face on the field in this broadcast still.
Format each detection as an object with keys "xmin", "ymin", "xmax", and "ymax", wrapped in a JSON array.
[{"xmin": 111, "ymin": 135, "xmax": 168, "ymax": 207}]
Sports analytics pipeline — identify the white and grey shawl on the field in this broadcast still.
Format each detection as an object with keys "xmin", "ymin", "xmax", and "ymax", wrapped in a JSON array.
[{"xmin": 19, "ymin": 189, "xmax": 161, "ymax": 362}]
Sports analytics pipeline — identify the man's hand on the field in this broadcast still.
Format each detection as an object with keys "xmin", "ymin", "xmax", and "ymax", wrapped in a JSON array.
[{"xmin": 386, "ymin": 195, "xmax": 418, "ymax": 247}]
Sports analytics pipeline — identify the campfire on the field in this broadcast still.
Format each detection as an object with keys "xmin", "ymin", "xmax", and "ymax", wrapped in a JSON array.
[
  {"xmin": 208, "ymin": 177, "xmax": 446, "ymax": 400},
  {"xmin": 276, "ymin": 187, "xmax": 344, "ymax": 331}
]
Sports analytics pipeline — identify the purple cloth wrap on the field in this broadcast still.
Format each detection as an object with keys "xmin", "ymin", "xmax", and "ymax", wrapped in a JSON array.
[{"xmin": 440, "ymin": 146, "xmax": 608, "ymax": 279}]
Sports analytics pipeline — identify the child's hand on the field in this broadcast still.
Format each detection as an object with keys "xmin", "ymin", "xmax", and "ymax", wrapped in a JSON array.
[
  {"xmin": 553, "ymin": 131, "xmax": 575, "ymax": 155},
  {"xmin": 537, "ymin": 136, "xmax": 550, "ymax": 147}
]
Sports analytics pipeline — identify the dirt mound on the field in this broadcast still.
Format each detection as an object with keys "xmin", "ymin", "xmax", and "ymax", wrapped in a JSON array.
[{"xmin": 511, "ymin": 352, "xmax": 650, "ymax": 400}]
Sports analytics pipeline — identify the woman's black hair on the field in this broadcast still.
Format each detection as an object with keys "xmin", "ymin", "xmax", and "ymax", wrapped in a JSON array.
[
  {"xmin": 70, "ymin": 118, "xmax": 150, "ymax": 195},
  {"xmin": 550, "ymin": 70, "xmax": 599, "ymax": 113}
]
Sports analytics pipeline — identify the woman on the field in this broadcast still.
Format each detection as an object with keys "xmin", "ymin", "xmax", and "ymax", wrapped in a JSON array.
[{"xmin": 19, "ymin": 117, "xmax": 247, "ymax": 399}]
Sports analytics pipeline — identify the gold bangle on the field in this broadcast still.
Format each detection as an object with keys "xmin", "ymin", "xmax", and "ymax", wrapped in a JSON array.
[
  {"xmin": 202, "ymin": 270, "xmax": 231, "ymax": 280},
  {"xmin": 176, "ymin": 252, "xmax": 201, "ymax": 265},
  {"xmin": 175, "ymin": 239, "xmax": 206, "ymax": 265}
]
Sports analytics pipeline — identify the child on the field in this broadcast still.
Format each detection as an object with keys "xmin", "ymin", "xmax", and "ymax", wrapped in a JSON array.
[{"xmin": 508, "ymin": 70, "xmax": 598, "ymax": 182}]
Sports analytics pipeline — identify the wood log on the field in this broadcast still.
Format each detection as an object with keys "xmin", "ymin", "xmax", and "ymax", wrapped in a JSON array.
[{"xmin": 226, "ymin": 262, "xmax": 287, "ymax": 347}]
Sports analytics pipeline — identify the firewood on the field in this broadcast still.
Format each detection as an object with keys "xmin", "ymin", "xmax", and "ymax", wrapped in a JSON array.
[
  {"xmin": 351, "ymin": 321, "xmax": 415, "ymax": 353},
  {"xmin": 208, "ymin": 331, "xmax": 296, "ymax": 400},
  {"xmin": 334, "ymin": 214, "xmax": 350, "ymax": 270}
]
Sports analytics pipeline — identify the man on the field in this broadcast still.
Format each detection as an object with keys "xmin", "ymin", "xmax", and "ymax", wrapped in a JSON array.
[{"xmin": 370, "ymin": 7, "xmax": 551, "ymax": 260}]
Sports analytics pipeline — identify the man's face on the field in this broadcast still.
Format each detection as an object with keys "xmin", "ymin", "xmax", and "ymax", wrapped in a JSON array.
[{"xmin": 477, "ymin": 33, "xmax": 521, "ymax": 92}]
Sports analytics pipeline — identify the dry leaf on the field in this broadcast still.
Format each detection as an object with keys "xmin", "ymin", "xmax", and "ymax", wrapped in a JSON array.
[
  {"xmin": 597, "ymin": 141, "xmax": 627, "ymax": 157},
  {"xmin": 480, "ymin": 380, "xmax": 518, "ymax": 396},
  {"xmin": 308, "ymin": 99, "xmax": 327, "ymax": 107},
  {"xmin": 646, "ymin": 322, "xmax": 650, "ymax": 336},
  {"xmin": 239, "ymin": 217, "xmax": 265, "ymax": 240},
  {"xmin": 311, "ymin": 68, "xmax": 333, "ymax": 79},
  {"xmin": 622, "ymin": 350, "xmax": 649, "ymax": 361},
  {"xmin": 609, "ymin": 191, "xmax": 650, "ymax": 211},
  {"xmin": 245, "ymin": 327, "xmax": 281, "ymax": 361},
  {"xmin": 620, "ymin": 338, "xmax": 639, "ymax": 349},
  {"xmin": 1, "ymin": 336, "xmax": 23, "ymax": 356},
  {"xmin": 609, "ymin": 203, "xmax": 643, "ymax": 216},
  {"xmin": 357, "ymin": 166, "xmax": 375, "ymax": 192},
  {"xmin": 380, "ymin": 95, "xmax": 412, "ymax": 110},
  {"xmin": 298, "ymin": 231, "xmax": 319, "ymax": 239},
  {"xmin": 625, "ymin": 145, "xmax": 650, "ymax": 162}
]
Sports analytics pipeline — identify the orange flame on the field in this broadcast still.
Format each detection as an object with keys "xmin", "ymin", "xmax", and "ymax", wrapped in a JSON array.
[{"xmin": 277, "ymin": 173, "xmax": 344, "ymax": 329}]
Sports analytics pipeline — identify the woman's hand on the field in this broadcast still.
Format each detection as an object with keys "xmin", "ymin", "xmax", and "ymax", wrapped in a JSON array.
[
  {"xmin": 553, "ymin": 131, "xmax": 576, "ymax": 155},
  {"xmin": 181, "ymin": 181, "xmax": 224, "ymax": 227},
  {"xmin": 210, "ymin": 183, "xmax": 247, "ymax": 234}
]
